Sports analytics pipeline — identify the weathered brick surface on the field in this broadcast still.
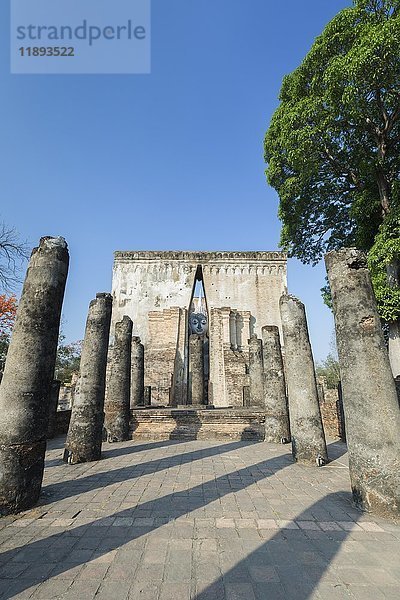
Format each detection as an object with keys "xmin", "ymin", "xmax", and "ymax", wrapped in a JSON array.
[
  {"xmin": 146, "ymin": 308, "xmax": 187, "ymax": 406},
  {"xmin": 209, "ymin": 308, "xmax": 250, "ymax": 408},
  {"xmin": 224, "ymin": 349, "xmax": 249, "ymax": 407},
  {"xmin": 131, "ymin": 408, "xmax": 265, "ymax": 441},
  {"xmin": 317, "ymin": 378, "xmax": 344, "ymax": 440}
]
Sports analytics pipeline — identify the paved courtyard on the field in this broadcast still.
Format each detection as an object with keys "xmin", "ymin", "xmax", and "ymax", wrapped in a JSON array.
[{"xmin": 0, "ymin": 437, "xmax": 400, "ymax": 600}]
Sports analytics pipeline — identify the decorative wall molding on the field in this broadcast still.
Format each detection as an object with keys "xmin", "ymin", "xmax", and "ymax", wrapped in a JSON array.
[{"xmin": 114, "ymin": 250, "xmax": 287, "ymax": 264}]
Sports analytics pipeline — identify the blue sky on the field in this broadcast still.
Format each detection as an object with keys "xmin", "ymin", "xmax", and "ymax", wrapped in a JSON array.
[{"xmin": 0, "ymin": 0, "xmax": 351, "ymax": 361}]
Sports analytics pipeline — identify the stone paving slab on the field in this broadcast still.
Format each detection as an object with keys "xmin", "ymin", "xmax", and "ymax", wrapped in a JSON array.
[{"xmin": 0, "ymin": 437, "xmax": 399, "ymax": 599}]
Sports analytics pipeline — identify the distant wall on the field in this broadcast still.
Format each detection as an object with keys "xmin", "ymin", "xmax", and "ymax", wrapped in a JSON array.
[
  {"xmin": 111, "ymin": 251, "xmax": 287, "ymax": 343},
  {"xmin": 317, "ymin": 378, "xmax": 345, "ymax": 440},
  {"xmin": 111, "ymin": 251, "xmax": 287, "ymax": 408},
  {"xmin": 130, "ymin": 408, "xmax": 265, "ymax": 441}
]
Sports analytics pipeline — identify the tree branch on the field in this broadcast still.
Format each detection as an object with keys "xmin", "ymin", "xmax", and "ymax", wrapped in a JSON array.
[{"xmin": 0, "ymin": 223, "xmax": 29, "ymax": 292}]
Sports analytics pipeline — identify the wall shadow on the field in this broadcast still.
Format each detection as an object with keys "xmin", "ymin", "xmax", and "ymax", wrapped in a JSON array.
[{"xmin": 194, "ymin": 491, "xmax": 358, "ymax": 600}]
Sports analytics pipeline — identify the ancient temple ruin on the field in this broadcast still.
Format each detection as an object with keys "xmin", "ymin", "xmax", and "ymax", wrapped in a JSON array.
[
  {"xmin": 2, "ymin": 238, "xmax": 399, "ymax": 520},
  {"xmin": 111, "ymin": 251, "xmax": 287, "ymax": 410}
]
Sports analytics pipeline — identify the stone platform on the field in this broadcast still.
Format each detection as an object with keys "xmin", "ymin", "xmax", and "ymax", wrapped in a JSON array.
[{"xmin": 131, "ymin": 408, "xmax": 266, "ymax": 441}]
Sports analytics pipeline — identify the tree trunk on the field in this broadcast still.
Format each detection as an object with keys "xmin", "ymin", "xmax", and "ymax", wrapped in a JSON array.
[{"xmin": 377, "ymin": 171, "xmax": 391, "ymax": 217}]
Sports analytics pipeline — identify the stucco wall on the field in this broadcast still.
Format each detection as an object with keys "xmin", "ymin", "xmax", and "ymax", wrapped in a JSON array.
[{"xmin": 111, "ymin": 251, "xmax": 287, "ymax": 343}]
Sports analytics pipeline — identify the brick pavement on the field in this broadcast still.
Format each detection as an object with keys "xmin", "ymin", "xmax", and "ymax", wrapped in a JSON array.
[{"xmin": 0, "ymin": 437, "xmax": 399, "ymax": 599}]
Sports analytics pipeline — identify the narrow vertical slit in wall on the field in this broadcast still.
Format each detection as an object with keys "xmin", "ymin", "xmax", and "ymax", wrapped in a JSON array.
[
  {"xmin": 188, "ymin": 266, "xmax": 209, "ymax": 405},
  {"xmin": 188, "ymin": 266, "xmax": 209, "ymax": 334}
]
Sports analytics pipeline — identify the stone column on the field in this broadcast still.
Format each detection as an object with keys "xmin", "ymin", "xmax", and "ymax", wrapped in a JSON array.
[
  {"xmin": 47, "ymin": 380, "xmax": 61, "ymax": 439},
  {"xmin": 229, "ymin": 312, "xmax": 238, "ymax": 351},
  {"xmin": 189, "ymin": 334, "xmax": 204, "ymax": 405},
  {"xmin": 262, "ymin": 326, "xmax": 291, "ymax": 443},
  {"xmin": 387, "ymin": 261, "xmax": 400, "ymax": 377},
  {"xmin": 131, "ymin": 336, "xmax": 144, "ymax": 407},
  {"xmin": 325, "ymin": 248, "xmax": 400, "ymax": 517},
  {"xmin": 171, "ymin": 308, "xmax": 188, "ymax": 406},
  {"xmin": 209, "ymin": 308, "xmax": 227, "ymax": 407},
  {"xmin": 388, "ymin": 322, "xmax": 400, "ymax": 377},
  {"xmin": 105, "ymin": 316, "xmax": 133, "ymax": 442},
  {"xmin": 279, "ymin": 295, "xmax": 328, "ymax": 466},
  {"xmin": 221, "ymin": 308, "xmax": 231, "ymax": 346},
  {"xmin": 241, "ymin": 313, "xmax": 251, "ymax": 350},
  {"xmin": 243, "ymin": 386, "xmax": 250, "ymax": 407},
  {"xmin": 249, "ymin": 334, "xmax": 264, "ymax": 408},
  {"xmin": 144, "ymin": 386, "xmax": 152, "ymax": 406},
  {"xmin": 64, "ymin": 293, "xmax": 112, "ymax": 464},
  {"xmin": 235, "ymin": 312, "xmax": 244, "ymax": 351},
  {"xmin": 0, "ymin": 237, "xmax": 69, "ymax": 515}
]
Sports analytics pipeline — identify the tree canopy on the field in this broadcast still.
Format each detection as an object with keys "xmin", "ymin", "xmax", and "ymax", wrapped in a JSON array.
[
  {"xmin": 55, "ymin": 335, "xmax": 82, "ymax": 385},
  {"xmin": 264, "ymin": 0, "xmax": 400, "ymax": 267}
]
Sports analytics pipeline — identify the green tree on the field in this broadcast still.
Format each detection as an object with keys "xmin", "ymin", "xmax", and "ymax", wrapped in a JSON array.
[
  {"xmin": 264, "ymin": 0, "xmax": 400, "ymax": 372},
  {"xmin": 55, "ymin": 335, "xmax": 82, "ymax": 385},
  {"xmin": 316, "ymin": 353, "xmax": 341, "ymax": 389},
  {"xmin": 316, "ymin": 333, "xmax": 341, "ymax": 388},
  {"xmin": 368, "ymin": 210, "xmax": 400, "ymax": 323}
]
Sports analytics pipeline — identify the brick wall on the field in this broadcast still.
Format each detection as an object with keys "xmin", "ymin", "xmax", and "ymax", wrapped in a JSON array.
[
  {"xmin": 131, "ymin": 408, "xmax": 265, "ymax": 441},
  {"xmin": 317, "ymin": 377, "xmax": 345, "ymax": 440},
  {"xmin": 146, "ymin": 307, "xmax": 188, "ymax": 406}
]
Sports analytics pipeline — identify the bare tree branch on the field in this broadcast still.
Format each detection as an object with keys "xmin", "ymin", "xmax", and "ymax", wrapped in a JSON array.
[{"xmin": 0, "ymin": 223, "xmax": 29, "ymax": 292}]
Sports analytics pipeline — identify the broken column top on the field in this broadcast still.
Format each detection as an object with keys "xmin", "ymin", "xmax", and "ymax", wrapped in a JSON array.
[
  {"xmin": 325, "ymin": 247, "xmax": 368, "ymax": 272},
  {"xmin": 89, "ymin": 293, "xmax": 112, "ymax": 308},
  {"xmin": 120, "ymin": 315, "xmax": 132, "ymax": 323},
  {"xmin": 280, "ymin": 294, "xmax": 304, "ymax": 308},
  {"xmin": 262, "ymin": 325, "xmax": 279, "ymax": 333},
  {"xmin": 36, "ymin": 236, "xmax": 67, "ymax": 249},
  {"xmin": 31, "ymin": 236, "xmax": 68, "ymax": 258}
]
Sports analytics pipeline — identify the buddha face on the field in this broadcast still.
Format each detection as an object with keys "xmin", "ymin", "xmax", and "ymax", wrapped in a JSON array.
[{"xmin": 189, "ymin": 312, "xmax": 208, "ymax": 335}]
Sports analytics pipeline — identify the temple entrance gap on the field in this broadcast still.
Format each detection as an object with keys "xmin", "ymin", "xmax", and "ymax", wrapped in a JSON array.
[{"xmin": 188, "ymin": 266, "xmax": 209, "ymax": 406}]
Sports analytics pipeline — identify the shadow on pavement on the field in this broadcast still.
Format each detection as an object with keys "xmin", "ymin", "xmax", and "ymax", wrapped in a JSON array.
[
  {"xmin": 194, "ymin": 491, "xmax": 356, "ymax": 600},
  {"xmin": 327, "ymin": 440, "xmax": 348, "ymax": 461},
  {"xmin": 42, "ymin": 440, "xmax": 259, "ymax": 504},
  {"xmin": 0, "ymin": 453, "xmax": 295, "ymax": 598}
]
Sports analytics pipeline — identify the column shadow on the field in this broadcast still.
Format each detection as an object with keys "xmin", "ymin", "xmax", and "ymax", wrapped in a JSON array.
[
  {"xmin": 194, "ymin": 491, "xmax": 358, "ymax": 600},
  {"xmin": 45, "ymin": 439, "xmax": 188, "ymax": 468},
  {"xmin": 42, "ymin": 440, "xmax": 257, "ymax": 504},
  {"xmin": 327, "ymin": 440, "xmax": 347, "ymax": 461},
  {"xmin": 0, "ymin": 453, "xmax": 292, "ymax": 598}
]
